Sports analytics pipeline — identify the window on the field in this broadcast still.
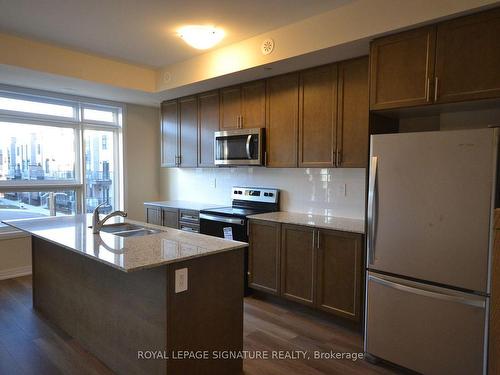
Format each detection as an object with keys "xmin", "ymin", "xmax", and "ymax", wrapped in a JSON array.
[
  {"xmin": 0, "ymin": 87, "xmax": 123, "ymax": 229},
  {"xmin": 0, "ymin": 94, "xmax": 77, "ymax": 120},
  {"xmin": 0, "ymin": 122, "xmax": 76, "ymax": 182},
  {"xmin": 84, "ymin": 129, "xmax": 115, "ymax": 213}
]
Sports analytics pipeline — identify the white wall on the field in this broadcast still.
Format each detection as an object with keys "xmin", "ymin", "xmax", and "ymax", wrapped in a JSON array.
[
  {"xmin": 160, "ymin": 167, "xmax": 366, "ymax": 219},
  {"xmin": 0, "ymin": 234, "xmax": 31, "ymax": 280},
  {"xmin": 123, "ymin": 104, "xmax": 160, "ymax": 221}
]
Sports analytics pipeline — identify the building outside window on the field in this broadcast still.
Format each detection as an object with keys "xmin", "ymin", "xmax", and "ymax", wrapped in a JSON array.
[{"xmin": 0, "ymin": 86, "xmax": 124, "ymax": 229}]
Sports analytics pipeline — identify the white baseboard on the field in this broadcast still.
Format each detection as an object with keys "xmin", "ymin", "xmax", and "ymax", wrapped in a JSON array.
[{"xmin": 0, "ymin": 265, "xmax": 32, "ymax": 280}]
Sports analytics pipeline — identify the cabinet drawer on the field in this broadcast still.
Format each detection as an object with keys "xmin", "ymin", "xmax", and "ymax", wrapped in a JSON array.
[
  {"xmin": 179, "ymin": 222, "xmax": 199, "ymax": 233},
  {"xmin": 179, "ymin": 209, "xmax": 199, "ymax": 223}
]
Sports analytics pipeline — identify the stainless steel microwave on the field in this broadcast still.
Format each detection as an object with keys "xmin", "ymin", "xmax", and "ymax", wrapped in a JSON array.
[{"xmin": 214, "ymin": 128, "xmax": 264, "ymax": 166}]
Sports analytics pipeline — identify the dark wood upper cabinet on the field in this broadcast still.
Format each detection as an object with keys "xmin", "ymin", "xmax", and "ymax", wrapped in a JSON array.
[
  {"xmin": 435, "ymin": 8, "xmax": 500, "ymax": 104},
  {"xmin": 198, "ymin": 91, "xmax": 219, "ymax": 167},
  {"xmin": 370, "ymin": 26, "xmax": 436, "ymax": 110},
  {"xmin": 241, "ymin": 80, "xmax": 266, "ymax": 129},
  {"xmin": 160, "ymin": 100, "xmax": 179, "ymax": 167},
  {"xmin": 220, "ymin": 81, "xmax": 266, "ymax": 130},
  {"xmin": 299, "ymin": 64, "xmax": 338, "ymax": 167},
  {"xmin": 281, "ymin": 224, "xmax": 316, "ymax": 306},
  {"xmin": 220, "ymin": 86, "xmax": 241, "ymax": 130},
  {"xmin": 337, "ymin": 57, "xmax": 369, "ymax": 168},
  {"xmin": 266, "ymin": 73, "xmax": 299, "ymax": 167},
  {"xmin": 248, "ymin": 220, "xmax": 281, "ymax": 295},
  {"xmin": 316, "ymin": 229, "xmax": 363, "ymax": 321},
  {"xmin": 178, "ymin": 96, "xmax": 198, "ymax": 167}
]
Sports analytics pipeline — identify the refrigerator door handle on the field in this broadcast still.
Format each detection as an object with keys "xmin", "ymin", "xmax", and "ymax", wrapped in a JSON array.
[
  {"xmin": 367, "ymin": 156, "xmax": 378, "ymax": 265},
  {"xmin": 368, "ymin": 275, "xmax": 486, "ymax": 308}
]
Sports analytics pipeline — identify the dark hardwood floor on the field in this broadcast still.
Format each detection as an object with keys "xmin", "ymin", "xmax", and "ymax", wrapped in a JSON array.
[{"xmin": 0, "ymin": 276, "xmax": 401, "ymax": 375}]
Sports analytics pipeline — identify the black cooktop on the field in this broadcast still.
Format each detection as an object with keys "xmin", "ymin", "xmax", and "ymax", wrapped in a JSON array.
[{"xmin": 200, "ymin": 206, "xmax": 268, "ymax": 219}]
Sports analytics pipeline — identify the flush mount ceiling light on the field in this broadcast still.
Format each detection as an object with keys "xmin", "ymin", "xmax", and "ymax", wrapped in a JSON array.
[{"xmin": 177, "ymin": 25, "xmax": 224, "ymax": 50}]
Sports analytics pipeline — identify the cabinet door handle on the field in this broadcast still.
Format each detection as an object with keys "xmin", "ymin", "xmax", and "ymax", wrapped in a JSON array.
[
  {"xmin": 336, "ymin": 149, "xmax": 342, "ymax": 167},
  {"xmin": 316, "ymin": 230, "xmax": 320, "ymax": 249},
  {"xmin": 240, "ymin": 115, "xmax": 243, "ymax": 129},
  {"xmin": 425, "ymin": 77, "xmax": 430, "ymax": 102},
  {"xmin": 434, "ymin": 77, "xmax": 439, "ymax": 102},
  {"xmin": 312, "ymin": 230, "xmax": 315, "ymax": 249},
  {"xmin": 264, "ymin": 151, "xmax": 267, "ymax": 166}
]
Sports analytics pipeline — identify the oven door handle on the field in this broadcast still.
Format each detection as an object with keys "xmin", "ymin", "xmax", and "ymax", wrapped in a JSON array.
[{"xmin": 199, "ymin": 213, "xmax": 245, "ymax": 226}]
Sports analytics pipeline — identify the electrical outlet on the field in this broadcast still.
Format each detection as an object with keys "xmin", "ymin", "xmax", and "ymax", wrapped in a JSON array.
[
  {"xmin": 334, "ymin": 183, "xmax": 347, "ymax": 196},
  {"xmin": 175, "ymin": 268, "xmax": 188, "ymax": 293}
]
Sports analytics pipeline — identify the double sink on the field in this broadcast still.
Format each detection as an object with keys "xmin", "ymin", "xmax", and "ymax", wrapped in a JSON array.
[{"xmin": 97, "ymin": 223, "xmax": 162, "ymax": 237}]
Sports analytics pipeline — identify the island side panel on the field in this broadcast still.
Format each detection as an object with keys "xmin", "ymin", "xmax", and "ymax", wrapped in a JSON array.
[
  {"xmin": 32, "ymin": 237, "xmax": 167, "ymax": 375},
  {"xmin": 166, "ymin": 248, "xmax": 245, "ymax": 375}
]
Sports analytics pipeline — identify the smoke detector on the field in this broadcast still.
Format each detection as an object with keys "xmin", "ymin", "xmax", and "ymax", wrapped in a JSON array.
[{"xmin": 261, "ymin": 38, "xmax": 275, "ymax": 55}]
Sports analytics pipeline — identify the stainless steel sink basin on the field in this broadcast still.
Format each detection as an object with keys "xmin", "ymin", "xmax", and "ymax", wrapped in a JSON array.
[
  {"xmin": 100, "ymin": 223, "xmax": 144, "ymax": 233},
  {"xmin": 91, "ymin": 223, "xmax": 163, "ymax": 237},
  {"xmin": 113, "ymin": 228, "xmax": 161, "ymax": 237}
]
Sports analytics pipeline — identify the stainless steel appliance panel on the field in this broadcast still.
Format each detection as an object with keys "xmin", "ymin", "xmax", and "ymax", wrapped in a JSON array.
[
  {"xmin": 365, "ymin": 272, "xmax": 487, "ymax": 375},
  {"xmin": 214, "ymin": 128, "xmax": 264, "ymax": 166},
  {"xmin": 368, "ymin": 129, "xmax": 496, "ymax": 293}
]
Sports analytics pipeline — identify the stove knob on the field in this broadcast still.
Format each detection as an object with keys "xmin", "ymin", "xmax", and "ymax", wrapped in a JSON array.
[
  {"xmin": 233, "ymin": 190, "xmax": 238, "ymax": 194},
  {"xmin": 264, "ymin": 192, "xmax": 269, "ymax": 197},
  {"xmin": 268, "ymin": 193, "xmax": 274, "ymax": 197}
]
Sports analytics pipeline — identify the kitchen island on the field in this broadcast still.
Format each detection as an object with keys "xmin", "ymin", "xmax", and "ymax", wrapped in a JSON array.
[{"xmin": 3, "ymin": 214, "xmax": 247, "ymax": 375}]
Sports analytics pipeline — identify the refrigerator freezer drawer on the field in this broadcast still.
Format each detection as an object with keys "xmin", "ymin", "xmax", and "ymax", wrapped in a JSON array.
[{"xmin": 365, "ymin": 273, "xmax": 487, "ymax": 375}]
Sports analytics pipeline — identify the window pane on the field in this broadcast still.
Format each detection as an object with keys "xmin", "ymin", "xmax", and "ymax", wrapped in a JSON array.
[
  {"xmin": 83, "ymin": 108, "xmax": 116, "ymax": 123},
  {"xmin": 0, "ymin": 122, "xmax": 76, "ymax": 182},
  {"xmin": 84, "ymin": 129, "xmax": 114, "ymax": 213},
  {"xmin": 0, "ymin": 190, "xmax": 77, "ymax": 228},
  {"xmin": 0, "ymin": 97, "xmax": 75, "ymax": 118}
]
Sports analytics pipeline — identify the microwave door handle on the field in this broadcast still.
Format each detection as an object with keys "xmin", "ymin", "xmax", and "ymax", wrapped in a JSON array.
[
  {"xmin": 223, "ymin": 139, "xmax": 228, "ymax": 160},
  {"xmin": 245, "ymin": 135, "xmax": 252, "ymax": 159}
]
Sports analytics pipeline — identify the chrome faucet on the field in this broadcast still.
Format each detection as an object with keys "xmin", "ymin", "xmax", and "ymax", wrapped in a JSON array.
[{"xmin": 92, "ymin": 202, "xmax": 127, "ymax": 234}]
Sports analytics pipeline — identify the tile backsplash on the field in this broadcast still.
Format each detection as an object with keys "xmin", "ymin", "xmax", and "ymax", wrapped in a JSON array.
[{"xmin": 160, "ymin": 167, "xmax": 366, "ymax": 219}]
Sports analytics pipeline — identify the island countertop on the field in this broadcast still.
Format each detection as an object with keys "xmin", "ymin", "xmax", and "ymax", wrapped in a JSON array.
[{"xmin": 3, "ymin": 214, "xmax": 247, "ymax": 272}]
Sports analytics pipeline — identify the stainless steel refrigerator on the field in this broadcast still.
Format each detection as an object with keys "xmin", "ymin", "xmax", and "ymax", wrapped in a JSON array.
[{"xmin": 364, "ymin": 128, "xmax": 498, "ymax": 375}]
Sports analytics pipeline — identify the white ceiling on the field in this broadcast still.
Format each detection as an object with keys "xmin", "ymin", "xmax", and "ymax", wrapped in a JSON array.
[{"xmin": 0, "ymin": 0, "xmax": 351, "ymax": 68}]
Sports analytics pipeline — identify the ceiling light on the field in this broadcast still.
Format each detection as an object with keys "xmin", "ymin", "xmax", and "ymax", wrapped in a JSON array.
[{"xmin": 177, "ymin": 25, "xmax": 224, "ymax": 50}]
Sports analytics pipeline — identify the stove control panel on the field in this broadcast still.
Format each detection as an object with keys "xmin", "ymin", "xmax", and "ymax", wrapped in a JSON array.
[{"xmin": 231, "ymin": 187, "xmax": 279, "ymax": 204}]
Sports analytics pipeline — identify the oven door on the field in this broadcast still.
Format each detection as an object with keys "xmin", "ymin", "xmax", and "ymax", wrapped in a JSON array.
[
  {"xmin": 199, "ymin": 213, "xmax": 247, "ymax": 242},
  {"xmin": 214, "ymin": 128, "xmax": 263, "ymax": 166}
]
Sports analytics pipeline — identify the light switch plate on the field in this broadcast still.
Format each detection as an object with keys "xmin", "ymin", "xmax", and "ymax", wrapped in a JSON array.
[{"xmin": 175, "ymin": 268, "xmax": 188, "ymax": 293}]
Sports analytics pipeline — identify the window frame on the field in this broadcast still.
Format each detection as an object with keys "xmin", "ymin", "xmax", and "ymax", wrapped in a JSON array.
[{"xmin": 0, "ymin": 85, "xmax": 125, "ymax": 233}]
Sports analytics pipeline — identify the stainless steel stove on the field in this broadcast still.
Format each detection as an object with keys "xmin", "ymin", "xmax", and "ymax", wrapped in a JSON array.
[{"xmin": 199, "ymin": 186, "xmax": 279, "ymax": 293}]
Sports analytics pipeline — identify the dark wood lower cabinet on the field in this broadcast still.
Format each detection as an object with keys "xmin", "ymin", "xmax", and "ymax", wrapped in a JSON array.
[
  {"xmin": 145, "ymin": 205, "xmax": 179, "ymax": 229},
  {"xmin": 146, "ymin": 206, "xmax": 163, "ymax": 226},
  {"xmin": 249, "ymin": 219, "xmax": 364, "ymax": 322},
  {"xmin": 281, "ymin": 224, "xmax": 316, "ymax": 306},
  {"xmin": 248, "ymin": 220, "xmax": 281, "ymax": 295},
  {"xmin": 316, "ymin": 229, "xmax": 363, "ymax": 320},
  {"xmin": 161, "ymin": 207, "xmax": 179, "ymax": 229}
]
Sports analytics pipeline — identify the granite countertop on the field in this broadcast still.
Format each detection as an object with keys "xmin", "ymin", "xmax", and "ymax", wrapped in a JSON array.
[
  {"xmin": 144, "ymin": 200, "xmax": 222, "ymax": 211},
  {"xmin": 248, "ymin": 211, "xmax": 365, "ymax": 234},
  {"xmin": 3, "ymin": 214, "xmax": 247, "ymax": 272}
]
